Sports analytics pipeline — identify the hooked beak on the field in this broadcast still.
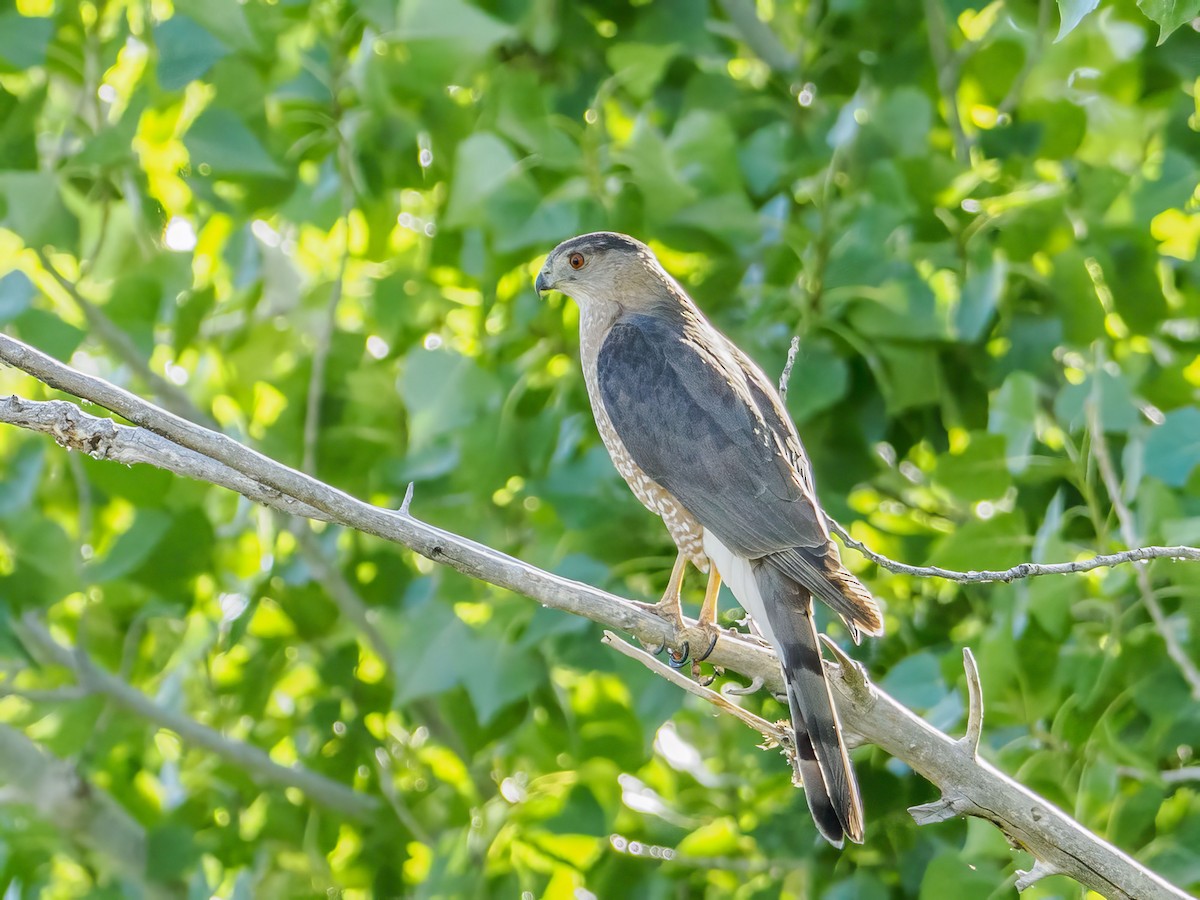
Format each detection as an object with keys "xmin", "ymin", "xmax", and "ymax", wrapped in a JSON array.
[{"xmin": 534, "ymin": 268, "xmax": 552, "ymax": 294}]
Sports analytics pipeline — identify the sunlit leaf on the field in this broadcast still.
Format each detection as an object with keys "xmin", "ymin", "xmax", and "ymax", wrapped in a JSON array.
[{"xmin": 1055, "ymin": 0, "xmax": 1100, "ymax": 41}]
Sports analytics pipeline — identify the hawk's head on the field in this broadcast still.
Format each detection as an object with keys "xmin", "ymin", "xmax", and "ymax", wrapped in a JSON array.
[{"xmin": 535, "ymin": 232, "xmax": 666, "ymax": 311}]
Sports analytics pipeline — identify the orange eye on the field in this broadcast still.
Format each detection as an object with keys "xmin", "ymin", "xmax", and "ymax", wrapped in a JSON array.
[{"xmin": 568, "ymin": 252, "xmax": 586, "ymax": 270}]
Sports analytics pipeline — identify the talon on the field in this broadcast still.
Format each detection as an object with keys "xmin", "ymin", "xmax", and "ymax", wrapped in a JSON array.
[
  {"xmin": 668, "ymin": 641, "xmax": 690, "ymax": 669},
  {"xmin": 695, "ymin": 629, "xmax": 719, "ymax": 662},
  {"xmin": 640, "ymin": 635, "xmax": 668, "ymax": 655}
]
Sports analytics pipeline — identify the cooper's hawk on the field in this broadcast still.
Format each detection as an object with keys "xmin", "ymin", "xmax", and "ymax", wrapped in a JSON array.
[{"xmin": 535, "ymin": 232, "xmax": 883, "ymax": 847}]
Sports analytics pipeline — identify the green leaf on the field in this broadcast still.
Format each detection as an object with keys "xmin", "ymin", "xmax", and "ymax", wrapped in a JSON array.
[
  {"xmin": 147, "ymin": 824, "xmax": 202, "ymax": 881},
  {"xmin": 0, "ymin": 172, "xmax": 78, "ymax": 248},
  {"xmin": 397, "ymin": 0, "xmax": 513, "ymax": 43},
  {"xmin": 989, "ymin": 371, "xmax": 1039, "ymax": 474},
  {"xmin": 927, "ymin": 511, "xmax": 1030, "ymax": 571},
  {"xmin": 0, "ymin": 442, "xmax": 44, "ymax": 517},
  {"xmin": 443, "ymin": 132, "xmax": 519, "ymax": 227},
  {"xmin": 172, "ymin": 0, "xmax": 256, "ymax": 52},
  {"xmin": 1136, "ymin": 0, "xmax": 1200, "ymax": 42},
  {"xmin": 874, "ymin": 87, "xmax": 932, "ymax": 158},
  {"xmin": 184, "ymin": 108, "xmax": 284, "ymax": 178},
  {"xmin": 87, "ymin": 510, "xmax": 173, "ymax": 583},
  {"xmin": 395, "ymin": 0, "xmax": 514, "ymax": 57},
  {"xmin": 0, "ymin": 270, "xmax": 35, "ymax": 324},
  {"xmin": 783, "ymin": 340, "xmax": 850, "ymax": 423},
  {"xmin": 461, "ymin": 639, "xmax": 543, "ymax": 725},
  {"xmin": 0, "ymin": 13, "xmax": 54, "ymax": 70},
  {"xmin": 3, "ymin": 515, "xmax": 79, "ymax": 599},
  {"xmin": 676, "ymin": 817, "xmax": 749, "ymax": 857},
  {"xmin": 1143, "ymin": 408, "xmax": 1200, "ymax": 487},
  {"xmin": 919, "ymin": 852, "xmax": 1001, "ymax": 898},
  {"xmin": 739, "ymin": 122, "xmax": 791, "ymax": 196},
  {"xmin": 847, "ymin": 274, "xmax": 949, "ymax": 341},
  {"xmin": 400, "ymin": 347, "xmax": 496, "ymax": 452},
  {"xmin": 155, "ymin": 16, "xmax": 229, "ymax": 91},
  {"xmin": 12, "ymin": 308, "xmax": 84, "ymax": 359},
  {"xmin": 1055, "ymin": 0, "xmax": 1100, "ymax": 40},
  {"xmin": 876, "ymin": 343, "xmax": 943, "ymax": 413},
  {"xmin": 607, "ymin": 43, "xmax": 678, "ymax": 100},
  {"xmin": 80, "ymin": 454, "xmax": 174, "ymax": 507},
  {"xmin": 880, "ymin": 652, "xmax": 946, "ymax": 709},
  {"xmin": 1054, "ymin": 369, "xmax": 1139, "ymax": 434},
  {"xmin": 933, "ymin": 432, "xmax": 1012, "ymax": 503},
  {"xmin": 395, "ymin": 620, "xmax": 474, "ymax": 705},
  {"xmin": 955, "ymin": 257, "xmax": 1006, "ymax": 342}
]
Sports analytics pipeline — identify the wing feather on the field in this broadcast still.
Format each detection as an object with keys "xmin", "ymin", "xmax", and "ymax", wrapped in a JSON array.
[
  {"xmin": 597, "ymin": 313, "xmax": 827, "ymax": 557},
  {"xmin": 597, "ymin": 313, "xmax": 882, "ymax": 635}
]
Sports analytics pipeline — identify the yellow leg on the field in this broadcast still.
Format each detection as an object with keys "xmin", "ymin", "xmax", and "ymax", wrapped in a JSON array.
[
  {"xmin": 653, "ymin": 551, "xmax": 688, "ymax": 626},
  {"xmin": 698, "ymin": 567, "xmax": 721, "ymax": 628},
  {"xmin": 639, "ymin": 552, "xmax": 688, "ymax": 657},
  {"xmin": 691, "ymin": 565, "xmax": 722, "ymax": 681}
]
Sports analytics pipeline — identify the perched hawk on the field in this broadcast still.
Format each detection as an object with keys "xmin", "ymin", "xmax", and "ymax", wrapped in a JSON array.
[{"xmin": 535, "ymin": 232, "xmax": 883, "ymax": 846}]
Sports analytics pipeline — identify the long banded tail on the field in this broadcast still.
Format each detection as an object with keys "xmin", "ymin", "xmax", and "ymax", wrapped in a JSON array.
[{"xmin": 752, "ymin": 561, "xmax": 864, "ymax": 846}]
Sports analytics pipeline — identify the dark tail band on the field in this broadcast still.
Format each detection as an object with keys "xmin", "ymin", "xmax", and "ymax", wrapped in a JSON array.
[{"xmin": 753, "ymin": 560, "xmax": 865, "ymax": 846}]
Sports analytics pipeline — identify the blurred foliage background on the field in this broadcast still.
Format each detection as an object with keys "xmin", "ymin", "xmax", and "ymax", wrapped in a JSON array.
[{"xmin": 0, "ymin": 0, "xmax": 1198, "ymax": 896}]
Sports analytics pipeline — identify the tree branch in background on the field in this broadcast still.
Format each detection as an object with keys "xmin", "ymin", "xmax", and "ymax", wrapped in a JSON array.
[
  {"xmin": 0, "ymin": 333, "xmax": 1195, "ymax": 898},
  {"xmin": 997, "ymin": 0, "xmax": 1052, "ymax": 116},
  {"xmin": 301, "ymin": 118, "xmax": 356, "ymax": 477},
  {"xmin": 0, "ymin": 724, "xmax": 152, "ymax": 887},
  {"xmin": 921, "ymin": 0, "xmax": 971, "ymax": 162},
  {"xmin": 14, "ymin": 615, "xmax": 379, "ymax": 820},
  {"xmin": 715, "ymin": 0, "xmax": 798, "ymax": 73},
  {"xmin": 1088, "ymin": 397, "xmax": 1200, "ymax": 698},
  {"xmin": 32, "ymin": 250, "xmax": 210, "ymax": 426}
]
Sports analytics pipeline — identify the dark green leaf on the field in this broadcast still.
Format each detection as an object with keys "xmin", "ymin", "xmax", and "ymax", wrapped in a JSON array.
[
  {"xmin": 0, "ymin": 270, "xmax": 35, "ymax": 324},
  {"xmin": 155, "ymin": 16, "xmax": 229, "ymax": 91},
  {"xmin": 184, "ymin": 109, "xmax": 284, "ymax": 178},
  {"xmin": 1143, "ymin": 408, "xmax": 1200, "ymax": 487},
  {"xmin": 934, "ymin": 433, "xmax": 1013, "ymax": 502},
  {"xmin": 988, "ymin": 371, "xmax": 1039, "ymax": 474},
  {"xmin": 0, "ymin": 13, "xmax": 54, "ymax": 70},
  {"xmin": 927, "ymin": 512, "xmax": 1030, "ymax": 571}
]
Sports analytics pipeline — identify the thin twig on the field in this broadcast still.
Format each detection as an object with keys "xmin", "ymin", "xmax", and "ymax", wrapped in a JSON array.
[
  {"xmin": 1116, "ymin": 766, "xmax": 1200, "ymax": 785},
  {"xmin": 997, "ymin": 0, "xmax": 1052, "ymax": 116},
  {"xmin": 603, "ymin": 631, "xmax": 791, "ymax": 748},
  {"xmin": 373, "ymin": 750, "xmax": 432, "ymax": 843},
  {"xmin": 290, "ymin": 522, "xmax": 392, "ymax": 668},
  {"xmin": 778, "ymin": 335, "xmax": 800, "ymax": 401},
  {"xmin": 0, "ymin": 724, "xmax": 154, "ymax": 889},
  {"xmin": 959, "ymin": 648, "xmax": 983, "ymax": 759},
  {"xmin": 828, "ymin": 518, "xmax": 1199, "ymax": 582},
  {"xmin": 302, "ymin": 138, "xmax": 354, "ymax": 475},
  {"xmin": 715, "ymin": 0, "xmax": 798, "ymax": 73},
  {"xmin": 1016, "ymin": 859, "xmax": 1066, "ymax": 891},
  {"xmin": 922, "ymin": 0, "xmax": 971, "ymax": 162},
  {"xmin": 1088, "ymin": 396, "xmax": 1200, "ymax": 699}
]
